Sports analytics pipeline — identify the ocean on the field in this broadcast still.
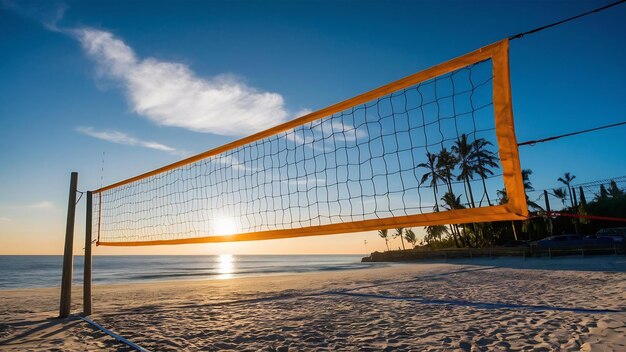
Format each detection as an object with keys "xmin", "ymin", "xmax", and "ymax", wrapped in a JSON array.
[{"xmin": 0, "ymin": 255, "xmax": 384, "ymax": 289}]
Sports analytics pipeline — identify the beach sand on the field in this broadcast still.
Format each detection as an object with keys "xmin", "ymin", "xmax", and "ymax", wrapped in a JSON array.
[{"xmin": 1, "ymin": 257, "xmax": 625, "ymax": 351}]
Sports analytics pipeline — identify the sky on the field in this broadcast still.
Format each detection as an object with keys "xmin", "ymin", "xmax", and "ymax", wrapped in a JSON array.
[{"xmin": 1, "ymin": 0, "xmax": 625, "ymax": 255}]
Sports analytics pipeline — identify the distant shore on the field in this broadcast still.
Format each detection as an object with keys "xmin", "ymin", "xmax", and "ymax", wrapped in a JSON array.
[
  {"xmin": 1, "ymin": 257, "xmax": 625, "ymax": 351},
  {"xmin": 362, "ymin": 245, "xmax": 626, "ymax": 262}
]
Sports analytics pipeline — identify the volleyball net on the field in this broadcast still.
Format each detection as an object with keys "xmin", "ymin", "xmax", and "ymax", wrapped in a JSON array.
[{"xmin": 93, "ymin": 39, "xmax": 527, "ymax": 246}]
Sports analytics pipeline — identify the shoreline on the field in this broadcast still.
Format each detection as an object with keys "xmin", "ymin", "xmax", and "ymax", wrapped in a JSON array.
[
  {"xmin": 0, "ymin": 262, "xmax": 398, "ymax": 294},
  {"xmin": 0, "ymin": 254, "xmax": 376, "ymax": 290},
  {"xmin": 2, "ymin": 255, "xmax": 625, "ymax": 292}
]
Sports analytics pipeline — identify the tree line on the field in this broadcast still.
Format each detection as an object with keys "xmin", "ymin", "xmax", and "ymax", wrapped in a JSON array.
[{"xmin": 375, "ymin": 133, "xmax": 626, "ymax": 250}]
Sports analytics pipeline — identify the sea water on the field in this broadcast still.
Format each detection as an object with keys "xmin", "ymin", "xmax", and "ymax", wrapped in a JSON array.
[{"xmin": 0, "ymin": 255, "xmax": 383, "ymax": 289}]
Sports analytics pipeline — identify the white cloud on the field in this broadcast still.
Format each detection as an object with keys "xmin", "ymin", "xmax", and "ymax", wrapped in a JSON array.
[
  {"xmin": 72, "ymin": 28, "xmax": 290, "ymax": 136},
  {"xmin": 0, "ymin": 217, "xmax": 11, "ymax": 223},
  {"xmin": 77, "ymin": 126, "xmax": 187, "ymax": 156}
]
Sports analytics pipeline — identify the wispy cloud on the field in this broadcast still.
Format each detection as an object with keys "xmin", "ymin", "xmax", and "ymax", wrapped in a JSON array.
[
  {"xmin": 0, "ymin": 201, "xmax": 56, "ymax": 211},
  {"xmin": 72, "ymin": 28, "xmax": 290, "ymax": 136},
  {"xmin": 29, "ymin": 201, "xmax": 55, "ymax": 210},
  {"xmin": 77, "ymin": 126, "xmax": 187, "ymax": 156},
  {"xmin": 0, "ymin": 0, "xmax": 66, "ymax": 31},
  {"xmin": 0, "ymin": 217, "xmax": 11, "ymax": 223}
]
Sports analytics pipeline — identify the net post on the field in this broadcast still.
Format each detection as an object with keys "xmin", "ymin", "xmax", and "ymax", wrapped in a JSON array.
[
  {"xmin": 97, "ymin": 192, "xmax": 102, "ymax": 245},
  {"xmin": 59, "ymin": 172, "xmax": 78, "ymax": 318},
  {"xmin": 83, "ymin": 191, "xmax": 93, "ymax": 316}
]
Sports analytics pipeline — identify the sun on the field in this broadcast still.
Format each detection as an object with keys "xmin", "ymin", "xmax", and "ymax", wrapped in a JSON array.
[{"xmin": 213, "ymin": 217, "xmax": 238, "ymax": 236}]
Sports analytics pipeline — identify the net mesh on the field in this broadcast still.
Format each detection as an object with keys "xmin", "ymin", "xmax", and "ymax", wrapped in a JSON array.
[{"xmin": 93, "ymin": 41, "xmax": 525, "ymax": 245}]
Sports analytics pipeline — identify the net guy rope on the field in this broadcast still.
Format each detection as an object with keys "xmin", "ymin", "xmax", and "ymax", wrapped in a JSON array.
[
  {"xmin": 79, "ymin": 316, "xmax": 151, "ymax": 352},
  {"xmin": 517, "ymin": 120, "xmax": 626, "ymax": 147},
  {"xmin": 91, "ymin": 39, "xmax": 527, "ymax": 247},
  {"xmin": 508, "ymin": 0, "xmax": 626, "ymax": 40}
]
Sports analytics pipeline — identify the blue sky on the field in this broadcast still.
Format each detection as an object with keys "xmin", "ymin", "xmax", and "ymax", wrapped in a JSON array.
[{"xmin": 1, "ymin": 0, "xmax": 625, "ymax": 254}]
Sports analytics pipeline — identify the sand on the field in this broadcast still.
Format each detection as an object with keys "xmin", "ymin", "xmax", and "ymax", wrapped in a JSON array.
[{"xmin": 1, "ymin": 256, "xmax": 625, "ymax": 351}]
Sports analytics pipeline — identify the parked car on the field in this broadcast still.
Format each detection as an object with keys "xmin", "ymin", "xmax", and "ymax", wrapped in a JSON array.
[
  {"xmin": 595, "ymin": 227, "xmax": 626, "ymax": 244},
  {"xmin": 535, "ymin": 235, "xmax": 614, "ymax": 249}
]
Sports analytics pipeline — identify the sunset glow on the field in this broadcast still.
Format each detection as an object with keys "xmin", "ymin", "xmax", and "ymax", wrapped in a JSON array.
[{"xmin": 213, "ymin": 217, "xmax": 238, "ymax": 236}]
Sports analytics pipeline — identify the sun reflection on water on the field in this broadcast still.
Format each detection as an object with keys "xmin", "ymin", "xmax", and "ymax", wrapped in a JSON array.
[{"xmin": 216, "ymin": 254, "xmax": 234, "ymax": 279}]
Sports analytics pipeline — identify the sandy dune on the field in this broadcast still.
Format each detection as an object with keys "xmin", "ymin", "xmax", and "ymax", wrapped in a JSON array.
[{"xmin": 1, "ymin": 257, "xmax": 625, "ymax": 351}]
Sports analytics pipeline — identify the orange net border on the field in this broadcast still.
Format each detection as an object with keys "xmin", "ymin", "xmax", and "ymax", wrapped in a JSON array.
[{"xmin": 94, "ymin": 39, "xmax": 527, "ymax": 246}]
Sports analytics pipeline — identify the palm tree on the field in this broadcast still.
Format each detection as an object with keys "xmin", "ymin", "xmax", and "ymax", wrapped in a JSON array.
[
  {"xmin": 404, "ymin": 228, "xmax": 418, "ymax": 248},
  {"xmin": 394, "ymin": 228, "xmax": 406, "ymax": 250},
  {"xmin": 424, "ymin": 225, "xmax": 449, "ymax": 244},
  {"xmin": 497, "ymin": 188, "xmax": 508, "ymax": 204},
  {"xmin": 452, "ymin": 135, "xmax": 499, "ymax": 245},
  {"xmin": 470, "ymin": 138, "xmax": 499, "ymax": 206},
  {"xmin": 436, "ymin": 148, "xmax": 458, "ymax": 195},
  {"xmin": 450, "ymin": 135, "xmax": 500, "ymax": 208},
  {"xmin": 557, "ymin": 172, "xmax": 576, "ymax": 208},
  {"xmin": 377, "ymin": 229, "xmax": 390, "ymax": 251},
  {"xmin": 522, "ymin": 169, "xmax": 542, "ymax": 211},
  {"xmin": 609, "ymin": 180, "xmax": 624, "ymax": 197},
  {"xmin": 441, "ymin": 191, "xmax": 465, "ymax": 247},
  {"xmin": 498, "ymin": 169, "xmax": 540, "ymax": 240},
  {"xmin": 441, "ymin": 191, "xmax": 464, "ymax": 211},
  {"xmin": 596, "ymin": 184, "xmax": 609, "ymax": 200},
  {"xmin": 452, "ymin": 134, "xmax": 476, "ymax": 208},
  {"xmin": 417, "ymin": 152, "xmax": 440, "ymax": 212},
  {"xmin": 552, "ymin": 188, "xmax": 568, "ymax": 209}
]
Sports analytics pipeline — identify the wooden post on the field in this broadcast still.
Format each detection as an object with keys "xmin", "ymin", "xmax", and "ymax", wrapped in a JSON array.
[
  {"xmin": 59, "ymin": 172, "xmax": 78, "ymax": 318},
  {"xmin": 572, "ymin": 187, "xmax": 580, "ymax": 234},
  {"xmin": 544, "ymin": 190, "xmax": 553, "ymax": 236},
  {"xmin": 579, "ymin": 187, "xmax": 587, "ymax": 207},
  {"xmin": 83, "ymin": 191, "xmax": 93, "ymax": 316}
]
